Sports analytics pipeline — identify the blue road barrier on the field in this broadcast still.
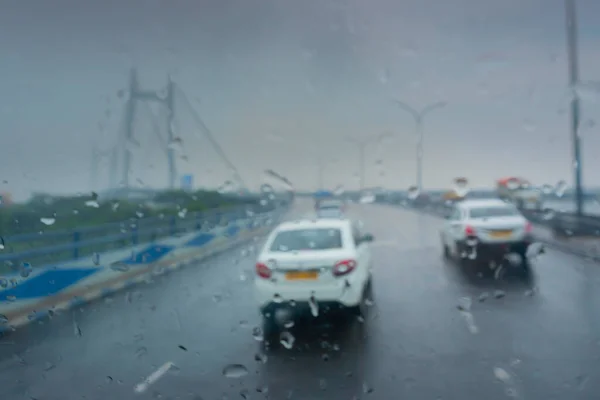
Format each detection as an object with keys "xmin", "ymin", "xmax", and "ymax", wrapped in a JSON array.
[
  {"xmin": 0, "ymin": 205, "xmax": 287, "ymax": 332},
  {"xmin": 0, "ymin": 205, "xmax": 263, "ymax": 272}
]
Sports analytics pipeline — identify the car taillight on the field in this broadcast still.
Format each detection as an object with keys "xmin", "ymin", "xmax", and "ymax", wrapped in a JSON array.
[
  {"xmin": 333, "ymin": 259, "xmax": 357, "ymax": 276},
  {"xmin": 465, "ymin": 225, "xmax": 476, "ymax": 236},
  {"xmin": 525, "ymin": 221, "xmax": 532, "ymax": 233},
  {"xmin": 255, "ymin": 262, "xmax": 272, "ymax": 279}
]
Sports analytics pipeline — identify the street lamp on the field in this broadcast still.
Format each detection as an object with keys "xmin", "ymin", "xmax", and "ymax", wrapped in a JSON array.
[
  {"xmin": 565, "ymin": 0, "xmax": 583, "ymax": 216},
  {"xmin": 346, "ymin": 132, "xmax": 393, "ymax": 191},
  {"xmin": 393, "ymin": 100, "xmax": 447, "ymax": 192}
]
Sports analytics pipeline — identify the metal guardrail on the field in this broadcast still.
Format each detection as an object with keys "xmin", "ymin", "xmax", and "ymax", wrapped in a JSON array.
[{"xmin": 0, "ymin": 204, "xmax": 281, "ymax": 271}]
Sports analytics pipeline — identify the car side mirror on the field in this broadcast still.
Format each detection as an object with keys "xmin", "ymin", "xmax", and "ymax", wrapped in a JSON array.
[{"xmin": 361, "ymin": 233, "xmax": 374, "ymax": 242}]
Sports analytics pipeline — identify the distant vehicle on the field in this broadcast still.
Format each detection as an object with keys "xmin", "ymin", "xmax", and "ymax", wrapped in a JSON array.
[
  {"xmin": 496, "ymin": 177, "xmax": 542, "ymax": 210},
  {"xmin": 314, "ymin": 198, "xmax": 346, "ymax": 216},
  {"xmin": 440, "ymin": 199, "xmax": 533, "ymax": 267},
  {"xmin": 254, "ymin": 218, "xmax": 374, "ymax": 343}
]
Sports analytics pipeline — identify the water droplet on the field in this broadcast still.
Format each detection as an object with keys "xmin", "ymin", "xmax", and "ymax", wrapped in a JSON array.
[
  {"xmin": 110, "ymin": 262, "xmax": 130, "ymax": 272},
  {"xmin": 333, "ymin": 185, "xmax": 345, "ymax": 196},
  {"xmin": 135, "ymin": 346, "xmax": 147, "ymax": 358},
  {"xmin": 279, "ymin": 331, "xmax": 295, "ymax": 349},
  {"xmin": 85, "ymin": 200, "xmax": 100, "ymax": 208},
  {"xmin": 178, "ymin": 208, "xmax": 188, "ymax": 218},
  {"xmin": 0, "ymin": 237, "xmax": 4, "ymax": 250},
  {"xmin": 322, "ymin": 353, "xmax": 330, "ymax": 361},
  {"xmin": 0, "ymin": 314, "xmax": 8, "ymax": 324},
  {"xmin": 478, "ymin": 292, "xmax": 489, "ymax": 302},
  {"xmin": 40, "ymin": 217, "xmax": 56, "ymax": 226},
  {"xmin": 309, "ymin": 296, "xmax": 319, "ymax": 317},
  {"xmin": 284, "ymin": 320, "xmax": 295, "ymax": 328},
  {"xmin": 222, "ymin": 363, "xmax": 248, "ymax": 378},
  {"xmin": 457, "ymin": 297, "xmax": 471, "ymax": 311},
  {"xmin": 319, "ymin": 379, "xmax": 327, "ymax": 390},
  {"xmin": 541, "ymin": 184, "xmax": 553, "ymax": 194},
  {"xmin": 452, "ymin": 177, "xmax": 469, "ymax": 197},
  {"xmin": 0, "ymin": 278, "xmax": 7, "ymax": 288},
  {"xmin": 505, "ymin": 178, "xmax": 521, "ymax": 191},
  {"xmin": 359, "ymin": 193, "xmax": 375, "ymax": 204},
  {"xmin": 256, "ymin": 385, "xmax": 269, "ymax": 393},
  {"xmin": 493, "ymin": 367, "xmax": 510, "ymax": 382},
  {"xmin": 92, "ymin": 253, "xmax": 100, "ymax": 265},
  {"xmin": 19, "ymin": 263, "xmax": 32, "ymax": 278},
  {"xmin": 5, "ymin": 295, "xmax": 16, "ymax": 302},
  {"xmin": 541, "ymin": 208, "xmax": 555, "ymax": 220},
  {"xmin": 494, "ymin": 290, "xmax": 506, "ymax": 299},
  {"xmin": 555, "ymin": 180, "xmax": 568, "ymax": 197},
  {"xmin": 254, "ymin": 353, "xmax": 268, "ymax": 363},
  {"xmin": 407, "ymin": 186, "xmax": 420, "ymax": 200},
  {"xmin": 273, "ymin": 293, "xmax": 283, "ymax": 303},
  {"xmin": 252, "ymin": 326, "xmax": 264, "ymax": 342},
  {"xmin": 362, "ymin": 381, "xmax": 374, "ymax": 394}
]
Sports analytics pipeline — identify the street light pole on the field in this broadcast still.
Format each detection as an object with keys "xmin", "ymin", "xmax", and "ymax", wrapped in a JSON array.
[
  {"xmin": 393, "ymin": 100, "xmax": 446, "ymax": 192},
  {"xmin": 565, "ymin": 0, "xmax": 584, "ymax": 216}
]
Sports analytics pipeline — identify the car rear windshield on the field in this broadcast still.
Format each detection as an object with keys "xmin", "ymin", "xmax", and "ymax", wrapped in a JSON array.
[
  {"xmin": 269, "ymin": 228, "xmax": 343, "ymax": 252},
  {"xmin": 469, "ymin": 206, "xmax": 520, "ymax": 219}
]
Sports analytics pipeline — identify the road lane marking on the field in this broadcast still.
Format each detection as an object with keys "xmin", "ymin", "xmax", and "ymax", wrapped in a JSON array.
[{"xmin": 134, "ymin": 361, "xmax": 175, "ymax": 394}]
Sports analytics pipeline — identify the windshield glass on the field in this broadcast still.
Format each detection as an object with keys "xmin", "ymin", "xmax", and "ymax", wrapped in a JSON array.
[
  {"xmin": 5, "ymin": 1, "xmax": 600, "ymax": 399},
  {"xmin": 270, "ymin": 228, "xmax": 343, "ymax": 251},
  {"xmin": 469, "ymin": 206, "xmax": 520, "ymax": 219}
]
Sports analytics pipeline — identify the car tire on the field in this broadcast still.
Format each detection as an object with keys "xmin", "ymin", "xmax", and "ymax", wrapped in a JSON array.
[
  {"xmin": 350, "ymin": 279, "xmax": 373, "ymax": 319},
  {"xmin": 443, "ymin": 242, "xmax": 451, "ymax": 259}
]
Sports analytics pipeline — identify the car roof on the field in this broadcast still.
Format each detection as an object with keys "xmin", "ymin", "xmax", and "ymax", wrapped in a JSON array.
[
  {"xmin": 458, "ymin": 199, "xmax": 512, "ymax": 209},
  {"xmin": 275, "ymin": 218, "xmax": 352, "ymax": 232}
]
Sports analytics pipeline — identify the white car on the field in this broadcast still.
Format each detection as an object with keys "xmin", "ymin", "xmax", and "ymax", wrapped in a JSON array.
[
  {"xmin": 440, "ymin": 199, "xmax": 533, "ymax": 265},
  {"xmin": 255, "ymin": 218, "xmax": 374, "ymax": 339}
]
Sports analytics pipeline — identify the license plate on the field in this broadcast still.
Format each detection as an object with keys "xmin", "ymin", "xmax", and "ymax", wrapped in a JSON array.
[
  {"xmin": 490, "ymin": 230, "xmax": 512, "ymax": 238},
  {"xmin": 285, "ymin": 271, "xmax": 319, "ymax": 281}
]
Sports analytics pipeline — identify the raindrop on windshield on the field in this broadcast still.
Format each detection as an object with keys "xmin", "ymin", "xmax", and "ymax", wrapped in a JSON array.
[
  {"xmin": 85, "ymin": 200, "xmax": 100, "ymax": 208},
  {"xmin": 19, "ymin": 262, "xmax": 32, "ymax": 278},
  {"xmin": 506, "ymin": 178, "xmax": 521, "ymax": 191},
  {"xmin": 167, "ymin": 137, "xmax": 184, "ymax": 153},
  {"xmin": 407, "ymin": 186, "xmax": 420, "ymax": 200},
  {"xmin": 40, "ymin": 217, "xmax": 56, "ymax": 226},
  {"xmin": 457, "ymin": 297, "xmax": 471, "ymax": 312},
  {"xmin": 555, "ymin": 180, "xmax": 568, "ymax": 197},
  {"xmin": 254, "ymin": 353, "xmax": 268, "ymax": 364},
  {"xmin": 273, "ymin": 293, "xmax": 283, "ymax": 303},
  {"xmin": 0, "ymin": 237, "xmax": 4, "ymax": 251},
  {"xmin": 362, "ymin": 382, "xmax": 374, "ymax": 394},
  {"xmin": 0, "ymin": 314, "xmax": 8, "ymax": 324},
  {"xmin": 252, "ymin": 326, "xmax": 264, "ymax": 342},
  {"xmin": 453, "ymin": 178, "xmax": 469, "ymax": 197},
  {"xmin": 333, "ymin": 185, "xmax": 345, "ymax": 196},
  {"xmin": 542, "ymin": 207, "xmax": 556, "ymax": 221},
  {"xmin": 222, "ymin": 364, "xmax": 249, "ymax": 379},
  {"xmin": 0, "ymin": 278, "xmax": 7, "ymax": 288},
  {"xmin": 178, "ymin": 208, "xmax": 188, "ymax": 218},
  {"xmin": 92, "ymin": 253, "xmax": 100, "ymax": 265},
  {"xmin": 309, "ymin": 295, "xmax": 319, "ymax": 317},
  {"xmin": 359, "ymin": 193, "xmax": 375, "ymax": 204},
  {"xmin": 279, "ymin": 331, "xmax": 295, "ymax": 349}
]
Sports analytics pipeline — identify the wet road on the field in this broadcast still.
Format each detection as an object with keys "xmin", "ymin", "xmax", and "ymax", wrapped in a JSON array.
[{"xmin": 2, "ymin": 202, "xmax": 600, "ymax": 399}]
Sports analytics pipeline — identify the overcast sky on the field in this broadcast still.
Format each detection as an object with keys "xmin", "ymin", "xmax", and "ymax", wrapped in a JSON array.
[{"xmin": 1, "ymin": 0, "xmax": 600, "ymax": 200}]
